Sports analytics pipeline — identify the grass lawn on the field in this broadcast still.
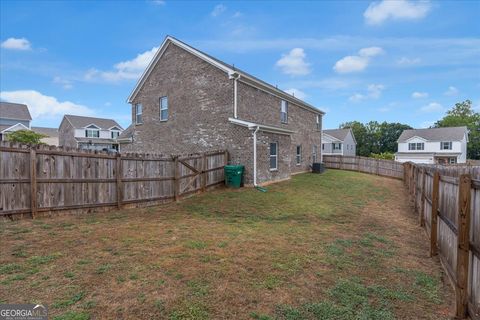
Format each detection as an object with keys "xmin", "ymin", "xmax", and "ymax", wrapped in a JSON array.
[{"xmin": 0, "ymin": 170, "xmax": 453, "ymax": 319}]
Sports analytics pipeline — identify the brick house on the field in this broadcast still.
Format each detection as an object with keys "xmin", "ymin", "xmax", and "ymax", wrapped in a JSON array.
[
  {"xmin": 119, "ymin": 36, "xmax": 324, "ymax": 186},
  {"xmin": 59, "ymin": 115, "xmax": 123, "ymax": 150}
]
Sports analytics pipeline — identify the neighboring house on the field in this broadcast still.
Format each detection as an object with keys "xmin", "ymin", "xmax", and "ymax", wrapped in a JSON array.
[
  {"xmin": 119, "ymin": 36, "xmax": 324, "ymax": 186},
  {"xmin": 395, "ymin": 126, "xmax": 469, "ymax": 164},
  {"xmin": 0, "ymin": 102, "xmax": 32, "ymax": 140},
  {"xmin": 322, "ymin": 128, "xmax": 357, "ymax": 156},
  {"xmin": 59, "ymin": 115, "xmax": 123, "ymax": 150},
  {"xmin": 32, "ymin": 127, "xmax": 59, "ymax": 146}
]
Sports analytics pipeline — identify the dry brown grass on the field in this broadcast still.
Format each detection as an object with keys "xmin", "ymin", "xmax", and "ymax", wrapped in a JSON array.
[{"xmin": 0, "ymin": 170, "xmax": 453, "ymax": 319}]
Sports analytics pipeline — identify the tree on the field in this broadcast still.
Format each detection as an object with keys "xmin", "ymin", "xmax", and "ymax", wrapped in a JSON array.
[
  {"xmin": 340, "ymin": 121, "xmax": 412, "ymax": 157},
  {"xmin": 434, "ymin": 100, "xmax": 480, "ymax": 159},
  {"xmin": 6, "ymin": 130, "xmax": 47, "ymax": 144}
]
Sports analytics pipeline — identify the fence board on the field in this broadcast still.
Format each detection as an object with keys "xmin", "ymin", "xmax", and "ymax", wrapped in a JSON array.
[{"xmin": 323, "ymin": 155, "xmax": 404, "ymax": 179}]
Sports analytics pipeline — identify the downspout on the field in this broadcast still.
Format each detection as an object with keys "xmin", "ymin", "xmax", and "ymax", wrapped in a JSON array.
[
  {"xmin": 234, "ymin": 77, "xmax": 238, "ymax": 118},
  {"xmin": 253, "ymin": 126, "xmax": 259, "ymax": 186}
]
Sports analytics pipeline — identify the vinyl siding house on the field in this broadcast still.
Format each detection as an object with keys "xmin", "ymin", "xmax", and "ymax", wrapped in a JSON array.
[
  {"xmin": 395, "ymin": 127, "xmax": 469, "ymax": 164},
  {"xmin": 322, "ymin": 128, "xmax": 356, "ymax": 156},
  {"xmin": 59, "ymin": 115, "xmax": 123, "ymax": 150},
  {"xmin": 119, "ymin": 36, "xmax": 325, "ymax": 186},
  {"xmin": 0, "ymin": 102, "xmax": 32, "ymax": 141}
]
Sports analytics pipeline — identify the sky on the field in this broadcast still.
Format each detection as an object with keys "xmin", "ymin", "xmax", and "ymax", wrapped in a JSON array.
[{"xmin": 0, "ymin": 0, "xmax": 479, "ymax": 130}]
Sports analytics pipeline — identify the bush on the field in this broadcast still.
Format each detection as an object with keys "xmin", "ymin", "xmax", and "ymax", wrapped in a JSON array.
[{"xmin": 370, "ymin": 152, "xmax": 395, "ymax": 160}]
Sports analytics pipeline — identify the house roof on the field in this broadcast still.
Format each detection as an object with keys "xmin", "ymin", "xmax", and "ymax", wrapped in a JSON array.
[
  {"xmin": 397, "ymin": 126, "xmax": 468, "ymax": 143},
  {"xmin": 323, "ymin": 129, "xmax": 352, "ymax": 142},
  {"xmin": 31, "ymin": 127, "xmax": 59, "ymax": 137},
  {"xmin": 127, "ymin": 36, "xmax": 324, "ymax": 115},
  {"xmin": 0, "ymin": 123, "xmax": 30, "ymax": 133},
  {"xmin": 117, "ymin": 124, "xmax": 134, "ymax": 142},
  {"xmin": 64, "ymin": 115, "xmax": 123, "ymax": 130},
  {"xmin": 0, "ymin": 102, "xmax": 32, "ymax": 121}
]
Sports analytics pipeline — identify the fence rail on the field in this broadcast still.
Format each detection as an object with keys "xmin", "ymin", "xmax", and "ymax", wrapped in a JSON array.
[
  {"xmin": 404, "ymin": 162, "xmax": 480, "ymax": 320},
  {"xmin": 0, "ymin": 141, "xmax": 227, "ymax": 219},
  {"xmin": 323, "ymin": 155, "xmax": 404, "ymax": 179}
]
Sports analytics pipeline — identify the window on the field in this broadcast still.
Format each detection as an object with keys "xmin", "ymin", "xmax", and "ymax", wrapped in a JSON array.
[
  {"xmin": 312, "ymin": 145, "xmax": 317, "ymax": 163},
  {"xmin": 135, "ymin": 104, "xmax": 143, "ymax": 124},
  {"xmin": 440, "ymin": 141, "xmax": 452, "ymax": 150},
  {"xmin": 449, "ymin": 157, "xmax": 457, "ymax": 164},
  {"xmin": 160, "ymin": 96, "xmax": 168, "ymax": 121},
  {"xmin": 85, "ymin": 125, "xmax": 99, "ymax": 138},
  {"xmin": 111, "ymin": 131, "xmax": 120, "ymax": 139},
  {"xmin": 333, "ymin": 143, "xmax": 342, "ymax": 150},
  {"xmin": 322, "ymin": 144, "xmax": 325, "ymax": 150},
  {"xmin": 280, "ymin": 100, "xmax": 288, "ymax": 123},
  {"xmin": 270, "ymin": 142, "xmax": 278, "ymax": 170},
  {"xmin": 316, "ymin": 114, "xmax": 321, "ymax": 130},
  {"xmin": 408, "ymin": 142, "xmax": 424, "ymax": 150},
  {"xmin": 296, "ymin": 145, "xmax": 302, "ymax": 165}
]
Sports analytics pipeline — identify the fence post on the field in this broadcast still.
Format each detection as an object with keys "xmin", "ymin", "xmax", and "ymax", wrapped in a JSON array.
[
  {"xmin": 420, "ymin": 168, "xmax": 426, "ymax": 227},
  {"xmin": 116, "ymin": 154, "xmax": 123, "ymax": 209},
  {"xmin": 455, "ymin": 174, "xmax": 472, "ymax": 319},
  {"xmin": 173, "ymin": 156, "xmax": 180, "ymax": 202},
  {"xmin": 30, "ymin": 147, "xmax": 37, "ymax": 218},
  {"xmin": 430, "ymin": 171, "xmax": 440, "ymax": 257},
  {"xmin": 201, "ymin": 152, "xmax": 207, "ymax": 192}
]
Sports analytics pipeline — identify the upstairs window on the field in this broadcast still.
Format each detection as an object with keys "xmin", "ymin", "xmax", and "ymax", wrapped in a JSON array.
[
  {"xmin": 160, "ymin": 96, "xmax": 168, "ymax": 121},
  {"xmin": 440, "ymin": 141, "xmax": 452, "ymax": 150},
  {"xmin": 316, "ymin": 114, "xmax": 321, "ymax": 130},
  {"xmin": 270, "ymin": 142, "xmax": 278, "ymax": 170},
  {"xmin": 85, "ymin": 125, "xmax": 100, "ymax": 138},
  {"xmin": 322, "ymin": 144, "xmax": 325, "ymax": 150},
  {"xmin": 280, "ymin": 100, "xmax": 288, "ymax": 123},
  {"xmin": 135, "ymin": 104, "xmax": 143, "ymax": 124},
  {"xmin": 296, "ymin": 145, "xmax": 302, "ymax": 165},
  {"xmin": 408, "ymin": 142, "xmax": 424, "ymax": 150},
  {"xmin": 333, "ymin": 143, "xmax": 342, "ymax": 150},
  {"xmin": 111, "ymin": 131, "xmax": 120, "ymax": 139}
]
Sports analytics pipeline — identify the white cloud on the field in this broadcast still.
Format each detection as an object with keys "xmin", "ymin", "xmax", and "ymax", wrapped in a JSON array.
[
  {"xmin": 53, "ymin": 76, "xmax": 73, "ymax": 90},
  {"xmin": 1, "ymin": 37, "xmax": 31, "ymax": 50},
  {"xmin": 444, "ymin": 86, "xmax": 459, "ymax": 96},
  {"xmin": 276, "ymin": 48, "xmax": 311, "ymax": 76},
  {"xmin": 420, "ymin": 102, "xmax": 444, "ymax": 113},
  {"xmin": 85, "ymin": 46, "xmax": 158, "ymax": 82},
  {"xmin": 333, "ymin": 46, "xmax": 384, "ymax": 73},
  {"xmin": 397, "ymin": 57, "xmax": 421, "ymax": 66},
  {"xmin": 232, "ymin": 11, "xmax": 242, "ymax": 18},
  {"xmin": 284, "ymin": 88, "xmax": 307, "ymax": 100},
  {"xmin": 364, "ymin": 0, "xmax": 432, "ymax": 25},
  {"xmin": 0, "ymin": 90, "xmax": 94, "ymax": 119},
  {"xmin": 412, "ymin": 91, "xmax": 428, "ymax": 99},
  {"xmin": 349, "ymin": 83, "xmax": 385, "ymax": 102},
  {"xmin": 211, "ymin": 4, "xmax": 226, "ymax": 17}
]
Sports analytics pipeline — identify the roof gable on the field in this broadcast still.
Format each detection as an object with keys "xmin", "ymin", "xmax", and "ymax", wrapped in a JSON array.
[
  {"xmin": 127, "ymin": 36, "xmax": 324, "ymax": 115},
  {"xmin": 322, "ymin": 129, "xmax": 352, "ymax": 142},
  {"xmin": 0, "ymin": 102, "xmax": 32, "ymax": 121},
  {"xmin": 63, "ymin": 115, "xmax": 123, "ymax": 130}
]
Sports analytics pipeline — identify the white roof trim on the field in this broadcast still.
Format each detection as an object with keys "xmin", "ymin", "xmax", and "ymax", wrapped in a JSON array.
[
  {"xmin": 84, "ymin": 123, "xmax": 101, "ymax": 129},
  {"xmin": 108, "ymin": 126, "xmax": 123, "ymax": 131},
  {"xmin": 126, "ymin": 36, "xmax": 325, "ymax": 115},
  {"xmin": 1, "ymin": 123, "xmax": 30, "ymax": 133},
  {"xmin": 404, "ymin": 136, "xmax": 428, "ymax": 143},
  {"xmin": 228, "ymin": 117, "xmax": 294, "ymax": 136}
]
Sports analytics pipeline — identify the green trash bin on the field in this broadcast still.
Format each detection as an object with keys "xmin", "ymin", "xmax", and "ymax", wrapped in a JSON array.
[{"xmin": 224, "ymin": 165, "xmax": 244, "ymax": 188}]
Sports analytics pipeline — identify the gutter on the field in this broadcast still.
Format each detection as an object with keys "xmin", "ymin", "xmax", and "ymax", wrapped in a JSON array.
[{"xmin": 253, "ymin": 126, "xmax": 260, "ymax": 186}]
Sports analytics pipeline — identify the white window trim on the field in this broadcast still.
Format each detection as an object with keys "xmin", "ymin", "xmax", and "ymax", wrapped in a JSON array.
[
  {"xmin": 111, "ymin": 131, "xmax": 120, "ymax": 139},
  {"xmin": 280, "ymin": 100, "xmax": 288, "ymax": 124},
  {"xmin": 85, "ymin": 128, "xmax": 100, "ymax": 138},
  {"xmin": 296, "ymin": 145, "xmax": 302, "ymax": 165},
  {"xmin": 316, "ymin": 115, "xmax": 321, "ymax": 130},
  {"xmin": 440, "ymin": 141, "xmax": 452, "ymax": 150},
  {"xmin": 160, "ymin": 96, "xmax": 168, "ymax": 121},
  {"xmin": 135, "ymin": 103, "xmax": 143, "ymax": 125},
  {"xmin": 270, "ymin": 142, "xmax": 278, "ymax": 171}
]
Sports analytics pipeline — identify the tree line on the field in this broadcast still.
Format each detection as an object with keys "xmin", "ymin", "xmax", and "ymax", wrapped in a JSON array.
[{"xmin": 340, "ymin": 100, "xmax": 479, "ymax": 160}]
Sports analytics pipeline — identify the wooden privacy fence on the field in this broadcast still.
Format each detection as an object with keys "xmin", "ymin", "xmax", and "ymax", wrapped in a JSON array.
[
  {"xmin": 404, "ymin": 162, "xmax": 480, "ymax": 319},
  {"xmin": 323, "ymin": 155, "xmax": 404, "ymax": 179},
  {"xmin": 0, "ymin": 142, "xmax": 227, "ymax": 219}
]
